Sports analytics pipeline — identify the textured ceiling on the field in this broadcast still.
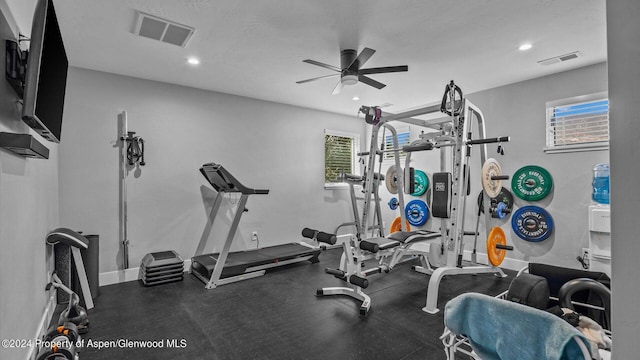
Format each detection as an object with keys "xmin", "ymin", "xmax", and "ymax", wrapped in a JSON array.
[{"xmin": 9, "ymin": 0, "xmax": 607, "ymax": 116}]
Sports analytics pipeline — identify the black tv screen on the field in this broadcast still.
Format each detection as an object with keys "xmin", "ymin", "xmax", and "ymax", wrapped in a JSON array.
[{"xmin": 22, "ymin": 0, "xmax": 68, "ymax": 143}]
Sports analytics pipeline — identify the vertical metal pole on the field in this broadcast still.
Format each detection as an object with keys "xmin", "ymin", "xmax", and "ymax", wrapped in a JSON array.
[
  {"xmin": 373, "ymin": 180, "xmax": 384, "ymax": 237},
  {"xmin": 447, "ymin": 95, "xmax": 466, "ymax": 267},
  {"xmin": 383, "ymin": 124, "xmax": 406, "ymax": 232},
  {"xmin": 467, "ymin": 101, "xmax": 493, "ymax": 262},
  {"xmin": 439, "ymin": 127, "xmax": 448, "ymax": 261},
  {"xmin": 455, "ymin": 102, "xmax": 473, "ymax": 267},
  {"xmin": 348, "ymin": 182, "xmax": 362, "ymax": 237},
  {"xmin": 118, "ymin": 111, "xmax": 129, "ymax": 269},
  {"xmin": 361, "ymin": 123, "xmax": 381, "ymax": 240}
]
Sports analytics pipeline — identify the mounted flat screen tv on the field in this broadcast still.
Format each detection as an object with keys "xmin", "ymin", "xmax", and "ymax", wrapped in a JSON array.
[{"xmin": 22, "ymin": 0, "xmax": 68, "ymax": 143}]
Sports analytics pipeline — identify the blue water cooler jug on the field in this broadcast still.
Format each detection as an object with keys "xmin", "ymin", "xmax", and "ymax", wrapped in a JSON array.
[{"xmin": 592, "ymin": 163, "xmax": 610, "ymax": 204}]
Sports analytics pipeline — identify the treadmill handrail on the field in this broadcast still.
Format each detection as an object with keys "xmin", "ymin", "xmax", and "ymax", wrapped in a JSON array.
[{"xmin": 200, "ymin": 163, "xmax": 269, "ymax": 195}]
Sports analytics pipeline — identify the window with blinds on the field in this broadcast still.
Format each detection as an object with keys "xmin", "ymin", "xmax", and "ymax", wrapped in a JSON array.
[
  {"xmin": 545, "ymin": 93, "xmax": 609, "ymax": 153},
  {"xmin": 380, "ymin": 127, "xmax": 411, "ymax": 161},
  {"xmin": 324, "ymin": 130, "xmax": 360, "ymax": 184}
]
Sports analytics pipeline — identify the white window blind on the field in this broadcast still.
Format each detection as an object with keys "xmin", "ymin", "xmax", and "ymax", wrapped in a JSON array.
[
  {"xmin": 545, "ymin": 94, "xmax": 609, "ymax": 153},
  {"xmin": 324, "ymin": 130, "xmax": 359, "ymax": 184},
  {"xmin": 379, "ymin": 126, "xmax": 410, "ymax": 161}
]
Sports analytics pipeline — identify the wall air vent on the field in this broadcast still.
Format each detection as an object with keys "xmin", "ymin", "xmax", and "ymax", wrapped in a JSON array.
[
  {"xmin": 133, "ymin": 11, "xmax": 195, "ymax": 47},
  {"xmin": 537, "ymin": 51, "xmax": 582, "ymax": 66}
]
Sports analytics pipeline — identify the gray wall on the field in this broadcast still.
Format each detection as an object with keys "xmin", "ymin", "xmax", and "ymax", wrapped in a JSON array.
[
  {"xmin": 58, "ymin": 67, "xmax": 365, "ymax": 273},
  {"xmin": 0, "ymin": 6, "xmax": 58, "ymax": 360},
  {"xmin": 607, "ymin": 0, "xmax": 640, "ymax": 357}
]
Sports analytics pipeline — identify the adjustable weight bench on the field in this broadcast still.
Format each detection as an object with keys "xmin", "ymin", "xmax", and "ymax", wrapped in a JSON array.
[{"xmin": 359, "ymin": 230, "xmax": 441, "ymax": 253}]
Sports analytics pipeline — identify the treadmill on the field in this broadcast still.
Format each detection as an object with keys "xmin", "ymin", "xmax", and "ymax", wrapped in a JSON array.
[{"xmin": 191, "ymin": 163, "xmax": 320, "ymax": 289}]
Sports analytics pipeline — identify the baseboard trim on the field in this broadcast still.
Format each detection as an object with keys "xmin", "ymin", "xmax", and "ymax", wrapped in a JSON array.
[
  {"xmin": 27, "ymin": 290, "xmax": 57, "ymax": 360},
  {"xmin": 95, "ymin": 250, "xmax": 526, "ymax": 286},
  {"xmin": 99, "ymin": 259, "xmax": 191, "ymax": 286}
]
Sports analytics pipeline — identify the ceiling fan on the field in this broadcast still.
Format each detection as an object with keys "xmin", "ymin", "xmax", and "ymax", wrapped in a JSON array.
[{"xmin": 296, "ymin": 47, "xmax": 408, "ymax": 95}]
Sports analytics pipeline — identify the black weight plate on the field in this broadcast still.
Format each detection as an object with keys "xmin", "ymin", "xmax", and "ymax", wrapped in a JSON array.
[{"xmin": 477, "ymin": 187, "xmax": 514, "ymax": 216}]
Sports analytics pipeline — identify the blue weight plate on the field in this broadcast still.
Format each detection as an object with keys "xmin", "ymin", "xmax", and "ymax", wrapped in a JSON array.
[
  {"xmin": 511, "ymin": 205, "xmax": 554, "ymax": 242},
  {"xmin": 405, "ymin": 199, "xmax": 429, "ymax": 226},
  {"xmin": 495, "ymin": 202, "xmax": 508, "ymax": 219},
  {"xmin": 388, "ymin": 197, "xmax": 399, "ymax": 210}
]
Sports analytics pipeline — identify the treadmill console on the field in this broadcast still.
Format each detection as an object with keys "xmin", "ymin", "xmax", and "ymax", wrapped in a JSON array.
[{"xmin": 200, "ymin": 163, "xmax": 269, "ymax": 195}]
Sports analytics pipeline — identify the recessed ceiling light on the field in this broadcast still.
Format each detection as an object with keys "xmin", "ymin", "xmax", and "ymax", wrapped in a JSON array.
[
  {"xmin": 519, "ymin": 43, "xmax": 533, "ymax": 51},
  {"xmin": 352, "ymin": 96, "xmax": 360, "ymax": 101},
  {"xmin": 187, "ymin": 57, "xmax": 200, "ymax": 65}
]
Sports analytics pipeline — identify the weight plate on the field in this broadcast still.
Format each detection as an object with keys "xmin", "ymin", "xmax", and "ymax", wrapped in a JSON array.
[
  {"xmin": 385, "ymin": 165, "xmax": 399, "ymax": 194},
  {"xmin": 412, "ymin": 170, "xmax": 429, "ymax": 196},
  {"xmin": 511, "ymin": 205, "xmax": 554, "ymax": 242},
  {"xmin": 404, "ymin": 199, "xmax": 429, "ymax": 226},
  {"xmin": 481, "ymin": 158, "xmax": 503, "ymax": 198},
  {"xmin": 511, "ymin": 165, "xmax": 553, "ymax": 201},
  {"xmin": 477, "ymin": 187, "xmax": 514, "ymax": 218},
  {"xmin": 390, "ymin": 216, "xmax": 410, "ymax": 233},
  {"xmin": 487, "ymin": 227, "xmax": 507, "ymax": 266},
  {"xmin": 495, "ymin": 202, "xmax": 508, "ymax": 220},
  {"xmin": 388, "ymin": 197, "xmax": 399, "ymax": 210}
]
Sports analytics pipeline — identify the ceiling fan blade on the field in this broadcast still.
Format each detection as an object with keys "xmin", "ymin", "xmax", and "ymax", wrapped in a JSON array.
[
  {"xmin": 347, "ymin": 47, "xmax": 376, "ymax": 71},
  {"xmin": 358, "ymin": 75, "xmax": 386, "ymax": 90},
  {"xmin": 331, "ymin": 80, "xmax": 343, "ymax": 95},
  {"xmin": 359, "ymin": 65, "xmax": 408, "ymax": 75},
  {"xmin": 302, "ymin": 59, "xmax": 342, "ymax": 72},
  {"xmin": 296, "ymin": 74, "xmax": 340, "ymax": 84}
]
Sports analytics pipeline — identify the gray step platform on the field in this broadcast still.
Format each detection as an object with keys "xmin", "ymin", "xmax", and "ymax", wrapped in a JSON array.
[{"xmin": 139, "ymin": 250, "xmax": 184, "ymax": 286}]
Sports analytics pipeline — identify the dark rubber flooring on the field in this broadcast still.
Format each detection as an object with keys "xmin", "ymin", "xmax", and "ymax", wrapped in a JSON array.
[{"xmin": 75, "ymin": 248, "xmax": 514, "ymax": 359}]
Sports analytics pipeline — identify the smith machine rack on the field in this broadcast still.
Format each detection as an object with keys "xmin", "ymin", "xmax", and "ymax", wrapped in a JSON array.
[{"xmin": 307, "ymin": 81, "xmax": 511, "ymax": 315}]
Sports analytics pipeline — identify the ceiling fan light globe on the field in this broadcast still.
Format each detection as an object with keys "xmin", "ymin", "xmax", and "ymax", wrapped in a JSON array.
[{"xmin": 341, "ymin": 74, "xmax": 358, "ymax": 86}]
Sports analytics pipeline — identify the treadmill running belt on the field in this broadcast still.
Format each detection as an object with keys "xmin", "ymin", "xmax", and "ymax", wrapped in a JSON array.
[{"xmin": 192, "ymin": 243, "xmax": 320, "ymax": 279}]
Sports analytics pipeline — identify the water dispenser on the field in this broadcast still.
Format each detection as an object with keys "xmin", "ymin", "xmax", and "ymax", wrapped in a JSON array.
[{"xmin": 592, "ymin": 163, "xmax": 610, "ymax": 204}]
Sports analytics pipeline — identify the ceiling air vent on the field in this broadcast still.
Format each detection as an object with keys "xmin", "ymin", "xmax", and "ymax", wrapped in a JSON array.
[
  {"xmin": 134, "ymin": 12, "xmax": 195, "ymax": 47},
  {"xmin": 537, "ymin": 51, "xmax": 582, "ymax": 66}
]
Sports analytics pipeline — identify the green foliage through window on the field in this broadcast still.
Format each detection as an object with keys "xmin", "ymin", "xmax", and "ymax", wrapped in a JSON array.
[{"xmin": 325, "ymin": 134, "xmax": 353, "ymax": 183}]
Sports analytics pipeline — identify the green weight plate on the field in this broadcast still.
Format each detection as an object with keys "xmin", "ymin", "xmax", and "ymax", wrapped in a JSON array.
[
  {"xmin": 511, "ymin": 165, "xmax": 553, "ymax": 201},
  {"xmin": 412, "ymin": 170, "xmax": 429, "ymax": 196}
]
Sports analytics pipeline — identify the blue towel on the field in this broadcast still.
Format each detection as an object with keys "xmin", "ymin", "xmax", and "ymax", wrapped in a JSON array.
[{"xmin": 444, "ymin": 293, "xmax": 592, "ymax": 360}]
